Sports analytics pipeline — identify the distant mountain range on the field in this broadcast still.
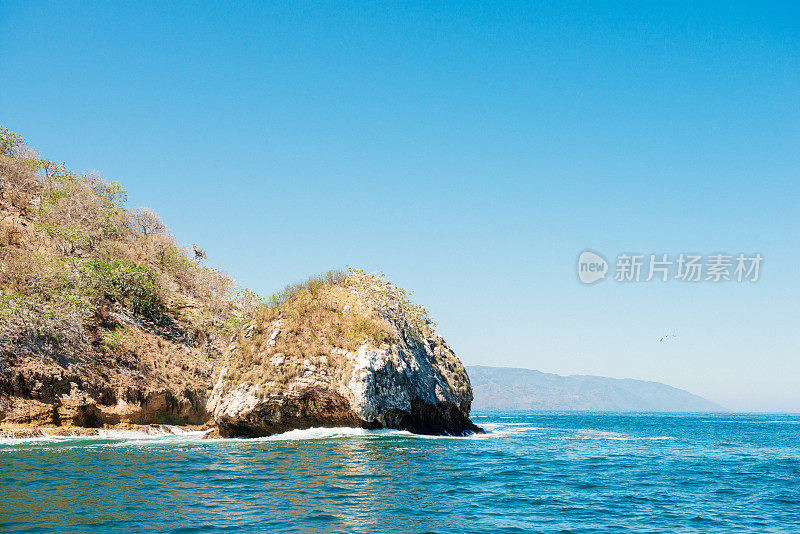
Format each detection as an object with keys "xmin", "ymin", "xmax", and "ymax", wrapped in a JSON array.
[{"xmin": 467, "ymin": 366, "xmax": 725, "ymax": 412}]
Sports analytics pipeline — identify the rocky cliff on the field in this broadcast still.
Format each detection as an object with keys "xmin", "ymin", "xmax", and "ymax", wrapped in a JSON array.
[
  {"xmin": 0, "ymin": 126, "xmax": 253, "ymax": 428},
  {"xmin": 1, "ymin": 299, "xmax": 215, "ymax": 427},
  {"xmin": 1, "ymin": 127, "xmax": 479, "ymax": 437},
  {"xmin": 208, "ymin": 270, "xmax": 481, "ymax": 437}
]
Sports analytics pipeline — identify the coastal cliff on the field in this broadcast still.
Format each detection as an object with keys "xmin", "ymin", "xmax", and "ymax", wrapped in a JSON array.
[
  {"xmin": 0, "ymin": 127, "xmax": 255, "ymax": 428},
  {"xmin": 1, "ymin": 127, "xmax": 479, "ymax": 437},
  {"xmin": 208, "ymin": 270, "xmax": 481, "ymax": 437}
]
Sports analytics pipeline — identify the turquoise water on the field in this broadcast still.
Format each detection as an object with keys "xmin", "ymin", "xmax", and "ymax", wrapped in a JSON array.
[{"xmin": 1, "ymin": 412, "xmax": 799, "ymax": 533}]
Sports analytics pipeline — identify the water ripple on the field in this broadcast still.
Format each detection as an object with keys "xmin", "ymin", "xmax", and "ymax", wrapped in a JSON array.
[{"xmin": 0, "ymin": 413, "xmax": 799, "ymax": 533}]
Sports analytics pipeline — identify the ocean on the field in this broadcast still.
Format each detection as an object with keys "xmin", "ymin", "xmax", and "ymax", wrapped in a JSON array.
[{"xmin": 0, "ymin": 412, "xmax": 798, "ymax": 533}]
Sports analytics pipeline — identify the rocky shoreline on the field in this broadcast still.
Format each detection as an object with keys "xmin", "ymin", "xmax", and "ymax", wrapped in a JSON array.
[
  {"xmin": 2, "ymin": 129, "xmax": 480, "ymax": 440},
  {"xmin": 0, "ymin": 422, "xmax": 213, "ymax": 440},
  {"xmin": 2, "ymin": 269, "xmax": 482, "ymax": 439}
]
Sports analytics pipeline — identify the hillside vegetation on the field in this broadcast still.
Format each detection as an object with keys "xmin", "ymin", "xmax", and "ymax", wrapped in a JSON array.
[
  {"xmin": 0, "ymin": 126, "xmax": 258, "ymax": 425},
  {"xmin": 0, "ymin": 126, "xmax": 257, "ymax": 356}
]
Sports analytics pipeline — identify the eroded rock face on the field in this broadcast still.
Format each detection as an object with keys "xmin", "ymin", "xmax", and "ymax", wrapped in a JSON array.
[
  {"xmin": 0, "ymin": 367, "xmax": 211, "ymax": 428},
  {"xmin": 207, "ymin": 274, "xmax": 482, "ymax": 437},
  {"xmin": 0, "ymin": 305, "xmax": 214, "ymax": 428}
]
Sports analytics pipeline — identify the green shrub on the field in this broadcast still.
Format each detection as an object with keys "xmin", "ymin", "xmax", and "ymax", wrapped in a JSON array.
[
  {"xmin": 43, "ymin": 224, "xmax": 100, "ymax": 255},
  {"xmin": 0, "ymin": 127, "xmax": 24, "ymax": 157},
  {"xmin": 83, "ymin": 259, "xmax": 165, "ymax": 320},
  {"xmin": 101, "ymin": 326, "xmax": 136, "ymax": 351}
]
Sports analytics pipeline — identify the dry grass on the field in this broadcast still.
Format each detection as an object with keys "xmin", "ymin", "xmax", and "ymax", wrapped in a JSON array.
[
  {"xmin": 342, "ymin": 268, "xmax": 434, "ymax": 331},
  {"xmin": 0, "ymin": 126, "xmax": 259, "ymax": 359},
  {"xmin": 219, "ymin": 269, "xmax": 442, "ymax": 394},
  {"xmin": 99, "ymin": 325, "xmax": 214, "ymax": 391}
]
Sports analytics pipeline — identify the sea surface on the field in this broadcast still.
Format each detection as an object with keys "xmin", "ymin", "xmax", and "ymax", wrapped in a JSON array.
[{"xmin": 1, "ymin": 412, "xmax": 799, "ymax": 533}]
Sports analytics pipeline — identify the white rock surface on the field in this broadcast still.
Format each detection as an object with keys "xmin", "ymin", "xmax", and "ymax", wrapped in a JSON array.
[{"xmin": 208, "ymin": 316, "xmax": 478, "ymax": 437}]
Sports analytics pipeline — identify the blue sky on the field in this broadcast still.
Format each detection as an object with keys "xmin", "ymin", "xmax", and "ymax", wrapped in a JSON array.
[{"xmin": 2, "ymin": 1, "xmax": 798, "ymax": 410}]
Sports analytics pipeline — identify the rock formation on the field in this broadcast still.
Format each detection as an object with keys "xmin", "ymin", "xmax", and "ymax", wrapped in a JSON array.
[
  {"xmin": 0, "ymin": 128, "xmax": 480, "ymax": 436},
  {"xmin": 1, "ymin": 301, "xmax": 214, "ymax": 427},
  {"xmin": 208, "ymin": 270, "xmax": 481, "ymax": 437}
]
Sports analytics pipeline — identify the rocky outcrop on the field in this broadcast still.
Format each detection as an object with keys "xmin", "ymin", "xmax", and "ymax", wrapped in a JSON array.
[
  {"xmin": 0, "ymin": 302, "xmax": 214, "ymax": 428},
  {"xmin": 207, "ymin": 271, "xmax": 482, "ymax": 437},
  {"xmin": 0, "ymin": 129, "xmax": 251, "ymax": 430}
]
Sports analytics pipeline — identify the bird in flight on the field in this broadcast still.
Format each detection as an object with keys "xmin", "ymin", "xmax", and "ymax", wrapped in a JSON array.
[{"xmin": 658, "ymin": 333, "xmax": 677, "ymax": 342}]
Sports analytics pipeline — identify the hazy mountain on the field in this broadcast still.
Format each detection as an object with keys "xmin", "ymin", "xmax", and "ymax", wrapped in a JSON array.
[{"xmin": 467, "ymin": 366, "xmax": 725, "ymax": 412}]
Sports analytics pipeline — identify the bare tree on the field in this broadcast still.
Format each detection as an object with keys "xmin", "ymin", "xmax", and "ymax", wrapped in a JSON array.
[{"xmin": 129, "ymin": 207, "xmax": 166, "ymax": 237}]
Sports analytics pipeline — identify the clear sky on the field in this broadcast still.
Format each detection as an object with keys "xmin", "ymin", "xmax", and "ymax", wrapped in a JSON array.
[{"xmin": 2, "ymin": 1, "xmax": 798, "ymax": 411}]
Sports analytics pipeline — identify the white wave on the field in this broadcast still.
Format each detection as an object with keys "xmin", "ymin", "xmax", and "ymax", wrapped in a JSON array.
[
  {"xmin": 103, "ymin": 432, "xmax": 208, "ymax": 448},
  {"xmin": 2, "ymin": 420, "xmax": 577, "ymax": 447},
  {"xmin": 98, "ymin": 426, "xmax": 204, "ymax": 440},
  {"xmin": 253, "ymin": 426, "xmax": 411, "ymax": 441},
  {"xmin": 561, "ymin": 429, "xmax": 675, "ymax": 441},
  {"xmin": 2, "ymin": 424, "xmax": 497, "ymax": 447},
  {"xmin": 471, "ymin": 423, "xmax": 545, "ymax": 439},
  {"xmin": 0, "ymin": 426, "xmax": 206, "ymax": 447},
  {"xmin": 0, "ymin": 435, "xmax": 65, "ymax": 446},
  {"xmin": 249, "ymin": 426, "xmax": 497, "ymax": 441}
]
